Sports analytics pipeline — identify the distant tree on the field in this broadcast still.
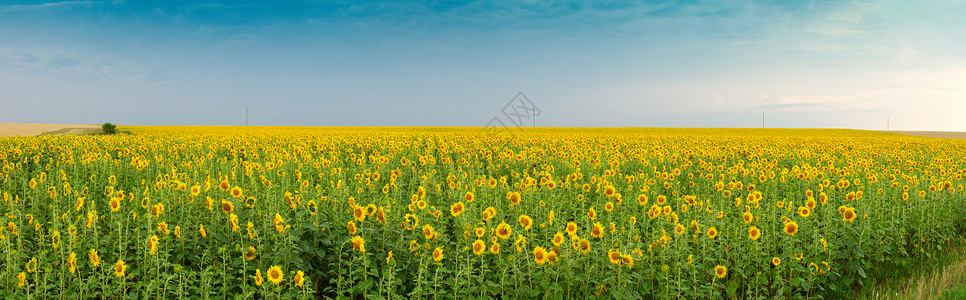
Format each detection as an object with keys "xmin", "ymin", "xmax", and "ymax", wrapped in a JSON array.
[{"xmin": 102, "ymin": 123, "xmax": 117, "ymax": 135}]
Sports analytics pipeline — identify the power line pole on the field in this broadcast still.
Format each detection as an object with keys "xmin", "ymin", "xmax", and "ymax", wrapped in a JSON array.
[
  {"xmin": 246, "ymin": 104, "xmax": 249, "ymax": 126},
  {"xmin": 887, "ymin": 115, "xmax": 890, "ymax": 131},
  {"xmin": 762, "ymin": 112, "xmax": 765, "ymax": 128}
]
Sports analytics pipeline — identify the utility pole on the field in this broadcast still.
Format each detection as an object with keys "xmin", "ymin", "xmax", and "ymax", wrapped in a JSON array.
[
  {"xmin": 762, "ymin": 112, "xmax": 765, "ymax": 128},
  {"xmin": 887, "ymin": 116, "xmax": 890, "ymax": 131},
  {"xmin": 246, "ymin": 104, "xmax": 249, "ymax": 126}
]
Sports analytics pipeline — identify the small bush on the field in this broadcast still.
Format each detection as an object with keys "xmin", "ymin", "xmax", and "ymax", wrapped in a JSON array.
[{"xmin": 102, "ymin": 122, "xmax": 117, "ymax": 135}]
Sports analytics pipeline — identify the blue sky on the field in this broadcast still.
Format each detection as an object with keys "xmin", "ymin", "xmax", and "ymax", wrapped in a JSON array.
[{"xmin": 1, "ymin": 1, "xmax": 965, "ymax": 130}]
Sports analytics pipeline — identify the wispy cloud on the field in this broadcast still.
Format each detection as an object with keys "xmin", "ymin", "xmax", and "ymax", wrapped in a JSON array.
[
  {"xmin": 0, "ymin": 1, "xmax": 94, "ymax": 13},
  {"xmin": 756, "ymin": 103, "xmax": 825, "ymax": 111}
]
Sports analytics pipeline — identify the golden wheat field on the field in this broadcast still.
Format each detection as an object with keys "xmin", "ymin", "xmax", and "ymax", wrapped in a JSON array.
[{"xmin": 0, "ymin": 126, "xmax": 964, "ymax": 299}]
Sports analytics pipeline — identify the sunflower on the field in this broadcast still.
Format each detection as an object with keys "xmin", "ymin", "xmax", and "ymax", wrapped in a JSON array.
[
  {"xmin": 199, "ymin": 224, "xmax": 208, "ymax": 238},
  {"xmin": 294, "ymin": 270, "xmax": 305, "ymax": 287},
  {"xmin": 798, "ymin": 207, "xmax": 810, "ymax": 218},
  {"xmin": 350, "ymin": 236, "xmax": 366, "ymax": 253},
  {"xmin": 432, "ymin": 247, "xmax": 444, "ymax": 262},
  {"xmin": 518, "ymin": 215, "xmax": 533, "ymax": 231},
  {"xmin": 591, "ymin": 222, "xmax": 604, "ymax": 238},
  {"xmin": 51, "ymin": 231, "xmax": 60, "ymax": 249},
  {"xmin": 707, "ymin": 227, "xmax": 718, "ymax": 239},
  {"xmin": 805, "ymin": 199, "xmax": 816, "ymax": 210},
  {"xmin": 350, "ymin": 205, "xmax": 365, "ymax": 222},
  {"xmin": 508, "ymin": 192, "xmax": 521, "ymax": 205},
  {"xmin": 245, "ymin": 246, "xmax": 256, "ymax": 261},
  {"xmin": 219, "ymin": 180, "xmax": 230, "ymax": 191},
  {"xmin": 587, "ymin": 207, "xmax": 597, "ymax": 220},
  {"xmin": 534, "ymin": 247, "xmax": 549, "ymax": 265},
  {"xmin": 285, "ymin": 192, "xmax": 297, "ymax": 209},
  {"xmin": 637, "ymin": 194, "xmax": 648, "ymax": 205},
  {"xmin": 149, "ymin": 235, "xmax": 159, "ymax": 255},
  {"xmin": 604, "ymin": 185, "xmax": 616, "ymax": 197},
  {"xmin": 254, "ymin": 269, "xmax": 264, "ymax": 286},
  {"xmin": 17, "ymin": 272, "xmax": 25, "ymax": 287},
  {"xmin": 608, "ymin": 249, "xmax": 622, "ymax": 264},
  {"xmin": 28, "ymin": 178, "xmax": 36, "ymax": 189},
  {"xmin": 565, "ymin": 222, "xmax": 578, "ymax": 236},
  {"xmin": 26, "ymin": 257, "xmax": 37, "ymax": 273},
  {"xmin": 109, "ymin": 197, "xmax": 121, "ymax": 212},
  {"xmin": 89, "ymin": 248, "xmax": 101, "ymax": 267},
  {"xmin": 749, "ymin": 226, "xmax": 761, "ymax": 240},
  {"xmin": 273, "ymin": 213, "xmax": 286, "ymax": 233},
  {"xmin": 552, "ymin": 232, "xmax": 564, "ymax": 246},
  {"xmin": 230, "ymin": 186, "xmax": 243, "ymax": 198},
  {"xmin": 75, "ymin": 197, "xmax": 85, "ymax": 212},
  {"xmin": 158, "ymin": 222, "xmax": 170, "ymax": 235},
  {"xmin": 403, "ymin": 214, "xmax": 419, "ymax": 231},
  {"xmin": 190, "ymin": 185, "xmax": 201, "ymax": 196},
  {"xmin": 574, "ymin": 238, "xmax": 589, "ymax": 253},
  {"xmin": 474, "ymin": 227, "xmax": 485, "ymax": 238},
  {"xmin": 464, "ymin": 192, "xmax": 475, "ymax": 203},
  {"xmin": 714, "ymin": 265, "xmax": 727, "ymax": 278},
  {"xmin": 483, "ymin": 207, "xmax": 496, "ymax": 221},
  {"xmin": 742, "ymin": 212, "xmax": 753, "ymax": 224},
  {"xmin": 267, "ymin": 266, "xmax": 284, "ymax": 285},
  {"xmin": 417, "ymin": 200, "xmax": 427, "ymax": 210},
  {"xmin": 490, "ymin": 242, "xmax": 501, "ymax": 254},
  {"xmin": 151, "ymin": 203, "xmax": 164, "ymax": 217},
  {"xmin": 674, "ymin": 224, "xmax": 685, "ymax": 235},
  {"xmin": 450, "ymin": 202, "xmax": 465, "ymax": 217},
  {"xmin": 472, "ymin": 239, "xmax": 486, "ymax": 255},
  {"xmin": 114, "ymin": 260, "xmax": 127, "ymax": 277},
  {"xmin": 656, "ymin": 195, "xmax": 667, "ymax": 205},
  {"xmin": 495, "ymin": 222, "xmax": 512, "ymax": 239},
  {"xmin": 843, "ymin": 207, "xmax": 856, "ymax": 222},
  {"xmin": 86, "ymin": 210, "xmax": 97, "ymax": 228},
  {"xmin": 772, "ymin": 257, "xmax": 781, "ymax": 266},
  {"xmin": 422, "ymin": 224, "xmax": 437, "ymax": 240},
  {"xmin": 221, "ymin": 200, "xmax": 234, "ymax": 214},
  {"xmin": 621, "ymin": 255, "xmax": 634, "ymax": 268},
  {"xmin": 784, "ymin": 221, "xmax": 799, "ymax": 236},
  {"xmin": 67, "ymin": 252, "xmax": 77, "ymax": 274}
]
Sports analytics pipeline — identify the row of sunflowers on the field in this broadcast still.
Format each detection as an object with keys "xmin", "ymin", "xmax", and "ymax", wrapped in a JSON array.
[{"xmin": 0, "ymin": 126, "xmax": 964, "ymax": 298}]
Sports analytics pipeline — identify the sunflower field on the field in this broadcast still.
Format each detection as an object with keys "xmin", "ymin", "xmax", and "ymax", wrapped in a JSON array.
[{"xmin": 1, "ymin": 126, "xmax": 964, "ymax": 299}]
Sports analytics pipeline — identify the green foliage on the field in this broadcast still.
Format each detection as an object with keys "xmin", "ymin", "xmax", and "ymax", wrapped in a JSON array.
[
  {"xmin": 940, "ymin": 284, "xmax": 966, "ymax": 299},
  {"xmin": 101, "ymin": 123, "xmax": 117, "ymax": 135}
]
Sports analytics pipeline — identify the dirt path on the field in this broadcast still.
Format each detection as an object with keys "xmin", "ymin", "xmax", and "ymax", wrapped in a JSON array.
[{"xmin": 0, "ymin": 123, "xmax": 100, "ymax": 137}]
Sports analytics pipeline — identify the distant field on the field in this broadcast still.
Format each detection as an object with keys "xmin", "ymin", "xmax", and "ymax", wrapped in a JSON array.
[
  {"xmin": 890, "ymin": 131, "xmax": 966, "ymax": 139},
  {"xmin": 0, "ymin": 123, "xmax": 99, "ymax": 137}
]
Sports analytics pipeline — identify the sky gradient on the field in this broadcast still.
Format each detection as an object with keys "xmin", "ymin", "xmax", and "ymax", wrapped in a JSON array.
[{"xmin": 2, "ymin": 1, "xmax": 965, "ymax": 130}]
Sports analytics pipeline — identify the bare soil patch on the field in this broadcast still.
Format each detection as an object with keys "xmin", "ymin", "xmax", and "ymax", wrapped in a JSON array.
[{"xmin": 0, "ymin": 123, "xmax": 100, "ymax": 137}]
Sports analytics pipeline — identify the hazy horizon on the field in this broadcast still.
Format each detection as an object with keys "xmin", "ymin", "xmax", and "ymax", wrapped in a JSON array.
[{"xmin": 2, "ymin": 1, "xmax": 965, "ymax": 131}]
